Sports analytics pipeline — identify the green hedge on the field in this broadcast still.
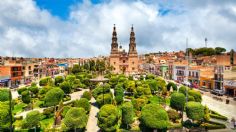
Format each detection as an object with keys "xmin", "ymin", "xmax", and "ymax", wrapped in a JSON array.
[
  {"xmin": 200, "ymin": 121, "xmax": 226, "ymax": 130},
  {"xmin": 209, "ymin": 110, "xmax": 228, "ymax": 121},
  {"xmin": 209, "ymin": 114, "xmax": 227, "ymax": 121}
]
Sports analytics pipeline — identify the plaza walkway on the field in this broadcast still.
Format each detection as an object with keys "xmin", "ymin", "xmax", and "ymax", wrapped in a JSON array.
[
  {"xmin": 201, "ymin": 94, "xmax": 236, "ymax": 120},
  {"xmin": 86, "ymin": 97, "xmax": 100, "ymax": 132}
]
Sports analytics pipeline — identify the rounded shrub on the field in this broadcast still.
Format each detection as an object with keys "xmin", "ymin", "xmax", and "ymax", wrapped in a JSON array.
[
  {"xmin": 81, "ymin": 91, "xmax": 92, "ymax": 100},
  {"xmin": 188, "ymin": 90, "xmax": 202, "ymax": 102},
  {"xmin": 186, "ymin": 101, "xmax": 204, "ymax": 121},
  {"xmin": 170, "ymin": 92, "xmax": 185, "ymax": 111},
  {"xmin": 44, "ymin": 88, "xmax": 64, "ymax": 107},
  {"xmin": 98, "ymin": 104, "xmax": 119, "ymax": 131},
  {"xmin": 167, "ymin": 82, "xmax": 177, "ymax": 91},
  {"xmin": 122, "ymin": 102, "xmax": 134, "ymax": 127},
  {"xmin": 141, "ymin": 104, "xmax": 169, "ymax": 130},
  {"xmin": 63, "ymin": 107, "xmax": 88, "ymax": 130},
  {"xmin": 21, "ymin": 90, "xmax": 31, "ymax": 104},
  {"xmin": 74, "ymin": 98, "xmax": 90, "ymax": 113},
  {"xmin": 22, "ymin": 110, "xmax": 41, "ymax": 129},
  {"xmin": 96, "ymin": 93, "xmax": 113, "ymax": 107}
]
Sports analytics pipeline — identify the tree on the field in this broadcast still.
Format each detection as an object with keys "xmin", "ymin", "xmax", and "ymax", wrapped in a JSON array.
[
  {"xmin": 0, "ymin": 89, "xmax": 10, "ymax": 102},
  {"xmin": 215, "ymin": 47, "xmax": 226, "ymax": 55},
  {"xmin": 0, "ymin": 101, "xmax": 11, "ymax": 130},
  {"xmin": 55, "ymin": 76, "xmax": 64, "ymax": 86},
  {"xmin": 96, "ymin": 93, "xmax": 113, "ymax": 107},
  {"xmin": 230, "ymin": 49, "xmax": 234, "ymax": 65},
  {"xmin": 39, "ymin": 77, "xmax": 53, "ymax": 86},
  {"xmin": 188, "ymin": 90, "xmax": 202, "ymax": 102},
  {"xmin": 124, "ymin": 80, "xmax": 136, "ymax": 93},
  {"xmin": 114, "ymin": 86, "xmax": 124, "ymax": 104},
  {"xmin": 17, "ymin": 87, "xmax": 28, "ymax": 95},
  {"xmin": 141, "ymin": 104, "xmax": 169, "ymax": 130},
  {"xmin": 156, "ymin": 77, "xmax": 166, "ymax": 91},
  {"xmin": 63, "ymin": 107, "xmax": 88, "ymax": 131},
  {"xmin": 122, "ymin": 102, "xmax": 134, "ymax": 129},
  {"xmin": 65, "ymin": 75, "xmax": 76, "ymax": 85},
  {"xmin": 71, "ymin": 64, "xmax": 82, "ymax": 74},
  {"xmin": 170, "ymin": 93, "xmax": 186, "ymax": 111},
  {"xmin": 21, "ymin": 90, "xmax": 31, "ymax": 104},
  {"xmin": 74, "ymin": 98, "xmax": 90, "ymax": 113},
  {"xmin": 186, "ymin": 101, "xmax": 204, "ymax": 121},
  {"xmin": 98, "ymin": 104, "xmax": 119, "ymax": 132},
  {"xmin": 22, "ymin": 110, "xmax": 41, "ymax": 129},
  {"xmin": 109, "ymin": 76, "xmax": 119, "ymax": 88},
  {"xmin": 92, "ymin": 84, "xmax": 110, "ymax": 99},
  {"xmin": 81, "ymin": 91, "xmax": 92, "ymax": 100},
  {"xmin": 60, "ymin": 81, "xmax": 72, "ymax": 94},
  {"xmin": 167, "ymin": 82, "xmax": 177, "ymax": 91},
  {"xmin": 28, "ymin": 86, "xmax": 39, "ymax": 96},
  {"xmin": 179, "ymin": 86, "xmax": 187, "ymax": 95},
  {"xmin": 134, "ymin": 84, "xmax": 151, "ymax": 97},
  {"xmin": 44, "ymin": 88, "xmax": 64, "ymax": 107},
  {"xmin": 146, "ymin": 79, "xmax": 158, "ymax": 93},
  {"xmin": 132, "ymin": 97, "xmax": 148, "ymax": 111}
]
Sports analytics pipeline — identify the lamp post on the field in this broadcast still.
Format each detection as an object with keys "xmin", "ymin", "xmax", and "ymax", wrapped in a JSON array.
[{"xmin": 9, "ymin": 89, "xmax": 13, "ymax": 132}]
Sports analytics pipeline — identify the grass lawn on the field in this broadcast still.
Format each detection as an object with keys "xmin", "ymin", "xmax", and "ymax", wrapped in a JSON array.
[{"xmin": 13, "ymin": 103, "xmax": 27, "ymax": 114}]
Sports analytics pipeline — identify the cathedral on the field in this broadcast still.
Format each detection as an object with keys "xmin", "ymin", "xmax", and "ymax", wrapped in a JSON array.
[{"xmin": 109, "ymin": 25, "xmax": 139, "ymax": 74}]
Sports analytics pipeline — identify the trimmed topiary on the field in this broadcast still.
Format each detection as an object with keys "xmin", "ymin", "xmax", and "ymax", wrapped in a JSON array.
[
  {"xmin": 98, "ymin": 104, "xmax": 119, "ymax": 132},
  {"xmin": 73, "ymin": 98, "xmax": 90, "ymax": 113},
  {"xmin": 81, "ymin": 91, "xmax": 92, "ymax": 100},
  {"xmin": 186, "ymin": 101, "xmax": 204, "ymax": 121},
  {"xmin": 141, "ymin": 104, "xmax": 169, "ymax": 130},
  {"xmin": 170, "ymin": 92, "xmax": 185, "ymax": 111}
]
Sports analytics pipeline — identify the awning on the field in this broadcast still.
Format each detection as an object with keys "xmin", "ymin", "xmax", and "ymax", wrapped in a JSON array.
[{"xmin": 0, "ymin": 76, "xmax": 10, "ymax": 83}]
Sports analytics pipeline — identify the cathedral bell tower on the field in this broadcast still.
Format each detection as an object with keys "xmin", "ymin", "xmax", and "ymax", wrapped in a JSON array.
[
  {"xmin": 128, "ymin": 25, "xmax": 138, "ymax": 73},
  {"xmin": 128, "ymin": 25, "xmax": 138, "ymax": 56},
  {"xmin": 110, "ymin": 24, "xmax": 119, "ymax": 55}
]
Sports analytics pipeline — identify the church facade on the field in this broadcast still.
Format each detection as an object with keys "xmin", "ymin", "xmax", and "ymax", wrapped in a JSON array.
[{"xmin": 109, "ymin": 25, "xmax": 139, "ymax": 74}]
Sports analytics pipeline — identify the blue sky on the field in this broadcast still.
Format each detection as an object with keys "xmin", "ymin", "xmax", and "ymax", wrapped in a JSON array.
[
  {"xmin": 0, "ymin": 0, "xmax": 235, "ymax": 57},
  {"xmin": 35, "ymin": 0, "xmax": 103, "ymax": 20}
]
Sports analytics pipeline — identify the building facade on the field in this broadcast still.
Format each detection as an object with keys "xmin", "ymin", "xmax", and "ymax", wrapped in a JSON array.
[{"xmin": 109, "ymin": 25, "xmax": 139, "ymax": 74}]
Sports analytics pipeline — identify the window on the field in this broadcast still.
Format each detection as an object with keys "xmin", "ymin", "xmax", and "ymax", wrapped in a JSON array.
[
  {"xmin": 113, "ymin": 62, "xmax": 116, "ymax": 64},
  {"xmin": 123, "ymin": 60, "xmax": 125, "ymax": 63},
  {"xmin": 189, "ymin": 71, "xmax": 191, "ymax": 76},
  {"xmin": 114, "ymin": 68, "xmax": 116, "ymax": 70},
  {"xmin": 132, "ymin": 61, "xmax": 134, "ymax": 64},
  {"xmin": 132, "ymin": 67, "xmax": 135, "ymax": 70},
  {"xmin": 28, "ymin": 66, "xmax": 31, "ymax": 70}
]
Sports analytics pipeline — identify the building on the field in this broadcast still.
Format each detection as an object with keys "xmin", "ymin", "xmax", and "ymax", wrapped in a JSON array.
[
  {"xmin": 109, "ymin": 25, "xmax": 139, "ymax": 74},
  {"xmin": 0, "ymin": 65, "xmax": 23, "ymax": 87}
]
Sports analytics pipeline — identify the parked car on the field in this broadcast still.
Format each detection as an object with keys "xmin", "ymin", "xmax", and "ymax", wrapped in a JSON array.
[{"xmin": 210, "ymin": 89, "xmax": 225, "ymax": 96}]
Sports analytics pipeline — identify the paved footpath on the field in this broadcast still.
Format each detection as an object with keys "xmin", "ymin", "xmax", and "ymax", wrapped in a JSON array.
[
  {"xmin": 201, "ymin": 94, "xmax": 236, "ymax": 120},
  {"xmin": 86, "ymin": 97, "xmax": 100, "ymax": 132}
]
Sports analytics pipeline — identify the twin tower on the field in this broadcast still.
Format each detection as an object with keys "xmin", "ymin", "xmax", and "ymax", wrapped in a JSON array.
[{"xmin": 109, "ymin": 25, "xmax": 139, "ymax": 74}]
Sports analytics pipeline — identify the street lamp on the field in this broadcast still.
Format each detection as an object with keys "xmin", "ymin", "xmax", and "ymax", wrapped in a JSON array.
[{"xmin": 9, "ymin": 89, "xmax": 13, "ymax": 132}]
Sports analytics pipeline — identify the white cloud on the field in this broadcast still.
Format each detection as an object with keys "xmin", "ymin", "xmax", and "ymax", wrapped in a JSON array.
[{"xmin": 0, "ymin": 0, "xmax": 235, "ymax": 58}]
